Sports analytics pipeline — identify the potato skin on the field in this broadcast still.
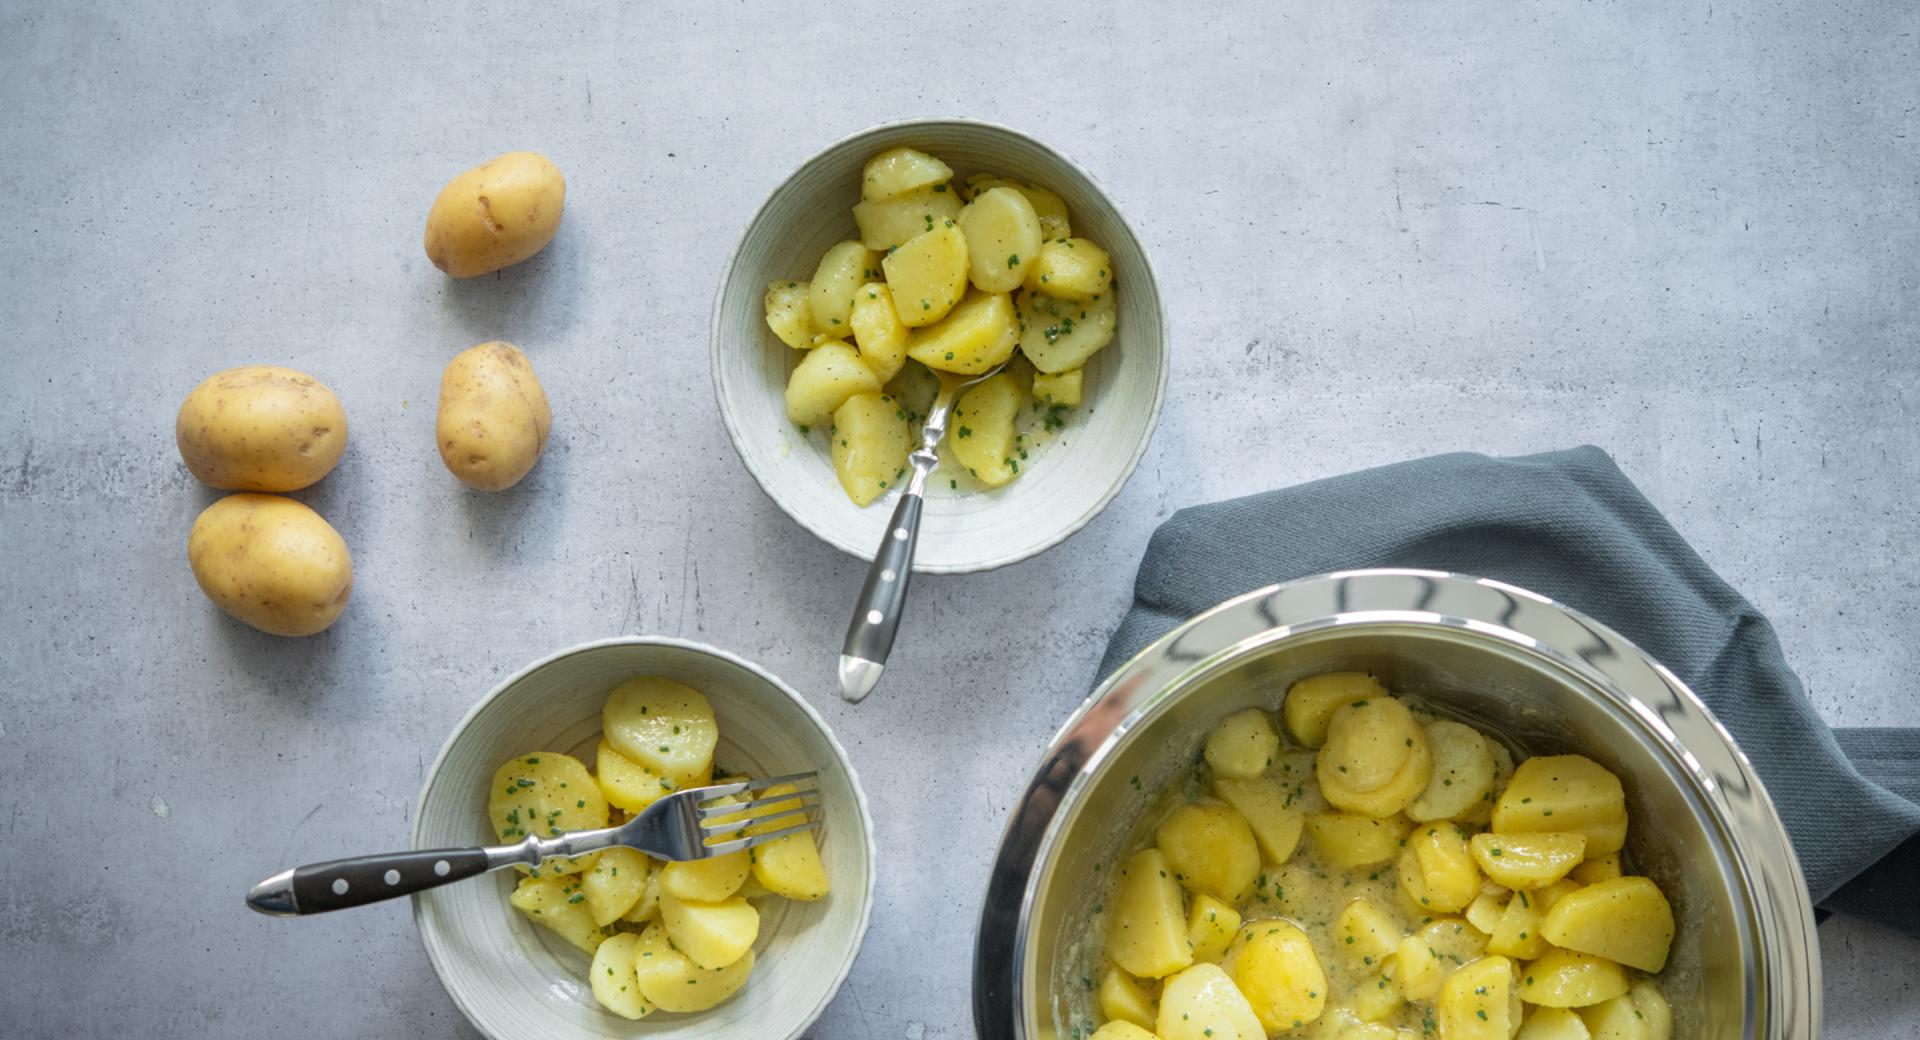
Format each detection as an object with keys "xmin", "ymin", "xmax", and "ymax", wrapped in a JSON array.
[
  {"xmin": 175, "ymin": 365, "xmax": 348, "ymax": 491},
  {"xmin": 436, "ymin": 341, "xmax": 551, "ymax": 491},
  {"xmin": 188, "ymin": 493, "xmax": 352, "ymax": 636},
  {"xmin": 423, "ymin": 151, "xmax": 566, "ymax": 278}
]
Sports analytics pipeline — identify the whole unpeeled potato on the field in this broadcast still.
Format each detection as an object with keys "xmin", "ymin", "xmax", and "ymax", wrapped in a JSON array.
[
  {"xmin": 175, "ymin": 365, "xmax": 348, "ymax": 491},
  {"xmin": 424, "ymin": 151, "xmax": 567, "ymax": 278},
  {"xmin": 188, "ymin": 493, "xmax": 353, "ymax": 636},
  {"xmin": 436, "ymin": 342, "xmax": 552, "ymax": 491}
]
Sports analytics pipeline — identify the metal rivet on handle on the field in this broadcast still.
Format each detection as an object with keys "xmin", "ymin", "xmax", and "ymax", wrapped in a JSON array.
[
  {"xmin": 384, "ymin": 870, "xmax": 401, "ymax": 885},
  {"xmin": 331, "ymin": 878, "xmax": 349, "ymax": 895}
]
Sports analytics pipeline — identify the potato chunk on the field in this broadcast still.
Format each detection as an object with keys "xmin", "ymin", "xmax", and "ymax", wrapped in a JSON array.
[
  {"xmin": 948, "ymin": 370, "xmax": 1026, "ymax": 486},
  {"xmin": 1465, "ymin": 881, "xmax": 1510, "ymax": 935},
  {"xmin": 659, "ymin": 848, "xmax": 750, "ymax": 903},
  {"xmin": 784, "ymin": 340, "xmax": 882, "ymax": 426},
  {"xmin": 1437, "ymin": 955, "xmax": 1512, "ymax": 1040},
  {"xmin": 746, "ymin": 781, "xmax": 830, "ymax": 900},
  {"xmin": 1306, "ymin": 813, "xmax": 1408, "ymax": 869},
  {"xmin": 631, "ymin": 922, "xmax": 754, "ymax": 1012},
  {"xmin": 1108, "ymin": 848, "xmax": 1193, "ymax": 979},
  {"xmin": 602, "ymin": 677, "xmax": 718, "ymax": 791},
  {"xmin": 1493, "ymin": 755, "xmax": 1628, "ymax": 856},
  {"xmin": 660, "ymin": 891, "xmax": 758, "ymax": 969},
  {"xmin": 1407, "ymin": 721, "xmax": 1497, "ymax": 822},
  {"xmin": 1032, "ymin": 367, "xmax": 1083, "ymax": 406},
  {"xmin": 1397, "ymin": 918, "xmax": 1488, "ymax": 1000},
  {"xmin": 510, "ymin": 874, "xmax": 610, "ymax": 954},
  {"xmin": 906, "ymin": 291, "xmax": 1019, "ymax": 374},
  {"xmin": 763, "ymin": 280, "xmax": 814, "ymax": 349},
  {"xmin": 1016, "ymin": 289, "xmax": 1116, "ymax": 374},
  {"xmin": 489, "ymin": 752, "xmax": 608, "ymax": 878},
  {"xmin": 1187, "ymin": 894, "xmax": 1242, "ymax": 962},
  {"xmin": 1156, "ymin": 801, "xmax": 1261, "ymax": 904},
  {"xmin": 1470, "ymin": 831, "xmax": 1586, "ymax": 890},
  {"xmin": 862, "ymin": 146, "xmax": 953, "ymax": 200},
  {"xmin": 1569, "ymin": 852, "xmax": 1623, "ymax": 886},
  {"xmin": 1540, "ymin": 876, "xmax": 1675, "ymax": 972},
  {"xmin": 582, "ymin": 846, "xmax": 651, "ymax": 926},
  {"xmin": 1223, "ymin": 919, "xmax": 1328, "ymax": 1033},
  {"xmin": 588, "ymin": 931, "xmax": 654, "ymax": 1020},
  {"xmin": 852, "ymin": 186, "xmax": 963, "ymax": 250},
  {"xmin": 965, "ymin": 173, "xmax": 1072, "ymax": 238},
  {"xmin": 1486, "ymin": 879, "xmax": 1578, "ymax": 959},
  {"xmin": 883, "ymin": 223, "xmax": 969, "ymax": 326},
  {"xmin": 1516, "ymin": 948, "xmax": 1630, "ymax": 1008},
  {"xmin": 849, "ymin": 282, "xmax": 908, "ymax": 380},
  {"xmin": 1090, "ymin": 1024, "xmax": 1159, "ymax": 1040},
  {"xmin": 1320, "ymin": 699, "xmax": 1433, "ymax": 818},
  {"xmin": 1516, "ymin": 1007, "xmax": 1593, "ymax": 1040},
  {"xmin": 622, "ymin": 866, "xmax": 663, "ymax": 925},
  {"xmin": 1399, "ymin": 824, "xmax": 1482, "ymax": 914},
  {"xmin": 958, "ymin": 187, "xmax": 1044, "ymax": 293},
  {"xmin": 1212, "ymin": 776, "xmax": 1306, "ymax": 865},
  {"xmin": 1099, "ymin": 966, "xmax": 1160, "ymax": 1031},
  {"xmin": 830, "ymin": 392, "xmax": 911, "ymax": 506},
  {"xmin": 1204, "ymin": 708, "xmax": 1281, "ymax": 780},
  {"xmin": 1285, "ymin": 672, "xmax": 1389, "ymax": 748},
  {"xmin": 810, "ymin": 241, "xmax": 880, "ymax": 336},
  {"xmin": 1025, "ymin": 236, "xmax": 1113, "ymax": 299},
  {"xmin": 1627, "ymin": 979, "xmax": 1673, "ymax": 1040},
  {"xmin": 1334, "ymin": 897, "xmax": 1402, "ymax": 971},
  {"xmin": 1579, "ymin": 994, "xmax": 1651, "ymax": 1040},
  {"xmin": 1157, "ymin": 962, "xmax": 1267, "ymax": 1040}
]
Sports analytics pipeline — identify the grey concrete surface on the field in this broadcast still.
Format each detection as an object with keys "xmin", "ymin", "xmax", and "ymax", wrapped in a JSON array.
[{"xmin": 1, "ymin": 0, "xmax": 1915, "ymax": 1036}]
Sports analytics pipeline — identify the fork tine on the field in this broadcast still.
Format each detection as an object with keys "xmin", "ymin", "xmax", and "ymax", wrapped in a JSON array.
[
  {"xmin": 700, "ymin": 803, "xmax": 817, "ymax": 839},
  {"xmin": 700, "ymin": 816, "xmax": 822, "ymax": 857},
  {"xmin": 695, "ymin": 788, "xmax": 820, "ymax": 821},
  {"xmin": 694, "ymin": 771, "xmax": 817, "ymax": 805}
]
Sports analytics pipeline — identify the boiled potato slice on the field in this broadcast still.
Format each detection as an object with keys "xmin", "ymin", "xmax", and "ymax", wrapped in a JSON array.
[
  {"xmin": 906, "ymin": 291, "xmax": 1019, "ymax": 374},
  {"xmin": 1187, "ymin": 894, "xmax": 1242, "ymax": 963},
  {"xmin": 1285, "ymin": 673, "xmax": 1389, "ymax": 747},
  {"xmin": 1437, "ymin": 955, "xmax": 1512, "ymax": 1040},
  {"xmin": 1204, "ymin": 708, "xmax": 1281, "ymax": 779},
  {"xmin": 1516, "ymin": 1007, "xmax": 1594, "ymax": 1040},
  {"xmin": 1486, "ymin": 879, "xmax": 1578, "ymax": 959},
  {"xmin": 1540, "ymin": 876, "xmax": 1675, "ymax": 972},
  {"xmin": 1516, "ymin": 949, "xmax": 1630, "ymax": 1008},
  {"xmin": 1628, "ymin": 979, "xmax": 1673, "ymax": 1040},
  {"xmin": 949, "ymin": 370, "xmax": 1025, "ymax": 486},
  {"xmin": 1333, "ymin": 897, "xmax": 1402, "ymax": 970},
  {"xmin": 1157, "ymin": 962, "xmax": 1266, "ymax": 1040},
  {"xmin": 1570, "ymin": 852, "xmax": 1623, "ymax": 886},
  {"xmin": 1090, "ymin": 1024, "xmax": 1158, "ymax": 1040},
  {"xmin": 1016, "ymin": 289, "xmax": 1116, "ymax": 374},
  {"xmin": 660, "ymin": 891, "xmax": 759, "ymax": 969},
  {"xmin": 1320, "ymin": 697, "xmax": 1424, "ymax": 791},
  {"xmin": 1223, "ymin": 919, "xmax": 1328, "ymax": 1033},
  {"xmin": 1025, "ymin": 237, "xmax": 1113, "ymax": 299},
  {"xmin": 602, "ymin": 677, "xmax": 719, "ymax": 791},
  {"xmin": 1212, "ymin": 776, "xmax": 1306, "ymax": 865},
  {"xmin": 596, "ymin": 739, "xmax": 675, "ymax": 813},
  {"xmin": 958, "ymin": 186, "xmax": 1043, "ymax": 293},
  {"xmin": 1156, "ymin": 801, "xmax": 1261, "ymax": 904},
  {"xmin": 1306, "ymin": 813, "xmax": 1408, "ymax": 868},
  {"xmin": 964, "ymin": 173, "xmax": 1072, "ymax": 238},
  {"xmin": 1321, "ymin": 739, "xmax": 1432, "ymax": 817},
  {"xmin": 747, "ymin": 782, "xmax": 830, "ymax": 900},
  {"xmin": 1351, "ymin": 955, "xmax": 1404, "ymax": 1022},
  {"xmin": 810, "ymin": 241, "xmax": 880, "ymax": 336},
  {"xmin": 831, "ymin": 392, "xmax": 911, "ymax": 506},
  {"xmin": 1407, "ymin": 721, "xmax": 1497, "ymax": 822},
  {"xmin": 510, "ymin": 874, "xmax": 611, "ymax": 954},
  {"xmin": 582, "ymin": 846, "xmax": 652, "ymax": 926},
  {"xmin": 1579, "ymin": 995, "xmax": 1652, "ymax": 1040},
  {"xmin": 764, "ymin": 280, "xmax": 814, "ymax": 349},
  {"xmin": 1492, "ymin": 755, "xmax": 1628, "ymax": 856},
  {"xmin": 883, "ymin": 223, "xmax": 969, "ymax": 326},
  {"xmin": 853, "ymin": 185, "xmax": 963, "ymax": 250},
  {"xmin": 1396, "ymin": 918, "xmax": 1487, "ymax": 1001},
  {"xmin": 1469, "ymin": 831, "xmax": 1586, "ymax": 890},
  {"xmin": 489, "ymin": 752, "xmax": 608, "ymax": 877},
  {"xmin": 862, "ymin": 147, "xmax": 953, "ymax": 200},
  {"xmin": 1108, "ymin": 848, "xmax": 1193, "ymax": 979},
  {"xmin": 786, "ymin": 340, "xmax": 883, "ymax": 426},
  {"xmin": 588, "ymin": 931, "xmax": 654, "ymax": 1020},
  {"xmin": 632, "ymin": 922, "xmax": 755, "ymax": 1012},
  {"xmin": 1399, "ymin": 824, "xmax": 1481, "ymax": 914},
  {"xmin": 850, "ymin": 282, "xmax": 908, "ymax": 380},
  {"xmin": 622, "ymin": 866, "xmax": 664, "ymax": 925},
  {"xmin": 1099, "ymin": 966, "xmax": 1160, "ymax": 1031},
  {"xmin": 1460, "ymin": 738, "xmax": 1516, "ymax": 828},
  {"xmin": 659, "ymin": 849, "xmax": 750, "ymax": 903},
  {"xmin": 1465, "ymin": 881, "xmax": 1510, "ymax": 934},
  {"xmin": 1032, "ymin": 367, "xmax": 1083, "ymax": 406},
  {"xmin": 1330, "ymin": 1021, "xmax": 1393, "ymax": 1040}
]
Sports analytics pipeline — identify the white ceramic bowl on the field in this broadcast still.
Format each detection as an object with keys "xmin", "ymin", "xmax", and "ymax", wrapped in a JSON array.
[
  {"xmin": 412, "ymin": 637, "xmax": 876, "ymax": 1040},
  {"xmin": 712, "ymin": 118, "xmax": 1167, "ymax": 573}
]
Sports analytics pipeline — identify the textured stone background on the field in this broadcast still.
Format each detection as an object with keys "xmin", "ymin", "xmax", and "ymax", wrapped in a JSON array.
[{"xmin": 1, "ymin": 1, "xmax": 1914, "ymax": 1036}]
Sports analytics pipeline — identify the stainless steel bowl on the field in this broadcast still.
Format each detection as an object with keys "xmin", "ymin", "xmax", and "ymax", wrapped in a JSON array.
[{"xmin": 975, "ymin": 569, "xmax": 1818, "ymax": 1039}]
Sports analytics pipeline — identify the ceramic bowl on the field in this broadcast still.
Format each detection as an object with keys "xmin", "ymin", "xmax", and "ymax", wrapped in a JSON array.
[
  {"xmin": 413, "ymin": 637, "xmax": 876, "ymax": 1040},
  {"xmin": 712, "ymin": 118, "xmax": 1167, "ymax": 573}
]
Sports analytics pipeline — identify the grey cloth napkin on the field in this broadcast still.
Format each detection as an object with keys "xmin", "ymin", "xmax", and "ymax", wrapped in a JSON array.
[{"xmin": 1099, "ymin": 445, "xmax": 1920, "ymax": 937}]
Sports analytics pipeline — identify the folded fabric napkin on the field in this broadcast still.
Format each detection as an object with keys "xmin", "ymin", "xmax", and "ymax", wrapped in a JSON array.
[{"xmin": 1099, "ymin": 446, "xmax": 1920, "ymax": 937}]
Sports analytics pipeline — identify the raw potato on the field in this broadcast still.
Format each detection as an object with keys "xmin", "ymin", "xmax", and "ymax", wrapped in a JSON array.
[
  {"xmin": 958, "ymin": 186, "xmax": 1043, "ymax": 293},
  {"xmin": 764, "ymin": 280, "xmax": 815, "ymax": 349},
  {"xmin": 831, "ymin": 393, "xmax": 911, "ymax": 506},
  {"xmin": 1155, "ymin": 801, "xmax": 1261, "ymax": 904},
  {"xmin": 1492, "ymin": 755, "xmax": 1628, "ymax": 855},
  {"xmin": 1469, "ymin": 831, "xmax": 1586, "ymax": 890},
  {"xmin": 1032, "ymin": 368, "xmax": 1083, "ymax": 406},
  {"xmin": 1540, "ymin": 876, "xmax": 1675, "ymax": 972},
  {"xmin": 602, "ymin": 676, "xmax": 718, "ymax": 790},
  {"xmin": 435, "ymin": 342, "xmax": 552, "ymax": 492},
  {"xmin": 1157, "ymin": 963, "xmax": 1266, "ymax": 1040},
  {"xmin": 810, "ymin": 240, "xmax": 880, "ymax": 336},
  {"xmin": 424, "ymin": 151, "xmax": 566, "ymax": 278},
  {"xmin": 595, "ymin": 738, "xmax": 674, "ymax": 813},
  {"xmin": 1204, "ymin": 708, "xmax": 1281, "ymax": 779},
  {"xmin": 849, "ymin": 282, "xmax": 908, "ymax": 380},
  {"xmin": 175, "ymin": 366, "xmax": 348, "ymax": 492},
  {"xmin": 660, "ymin": 891, "xmax": 759, "ymax": 969},
  {"xmin": 1306, "ymin": 813, "xmax": 1407, "ymax": 868},
  {"xmin": 582, "ymin": 847, "xmax": 651, "ymax": 925},
  {"xmin": 1025, "ymin": 237, "xmax": 1113, "ymax": 299},
  {"xmin": 589, "ymin": 931, "xmax": 653, "ymax": 1020},
  {"xmin": 1285, "ymin": 672, "xmax": 1390, "ymax": 747},
  {"xmin": 747, "ymin": 782, "xmax": 831, "ymax": 900},
  {"xmin": 188, "ymin": 494, "xmax": 352, "ymax": 636},
  {"xmin": 1437, "ymin": 955, "xmax": 1512, "ymax": 1040},
  {"xmin": 1099, "ymin": 967, "xmax": 1160, "ymax": 1030},
  {"xmin": 510, "ymin": 874, "xmax": 610, "ymax": 954},
  {"xmin": 861, "ymin": 146, "xmax": 953, "ymax": 200},
  {"xmin": 1516, "ymin": 948, "xmax": 1630, "ymax": 1008},
  {"xmin": 1017, "ymin": 290, "xmax": 1117, "ymax": 374},
  {"xmin": 948, "ymin": 371, "xmax": 1025, "ymax": 486},
  {"xmin": 1212, "ymin": 776, "xmax": 1306, "ymax": 865},
  {"xmin": 489, "ymin": 751, "xmax": 609, "ymax": 877},
  {"xmin": 882, "ymin": 223, "xmax": 969, "ymax": 326},
  {"xmin": 906, "ymin": 291, "xmax": 1019, "ymax": 374},
  {"xmin": 631, "ymin": 922, "xmax": 755, "ymax": 1012},
  {"xmin": 1187, "ymin": 894, "xmax": 1242, "ymax": 962},
  {"xmin": 786, "ymin": 340, "xmax": 883, "ymax": 425},
  {"xmin": 1406, "ymin": 721, "xmax": 1497, "ymax": 822},
  {"xmin": 1107, "ymin": 848, "xmax": 1192, "ymax": 979},
  {"xmin": 1223, "ymin": 919, "xmax": 1328, "ymax": 1033},
  {"xmin": 852, "ymin": 186, "xmax": 963, "ymax": 251}
]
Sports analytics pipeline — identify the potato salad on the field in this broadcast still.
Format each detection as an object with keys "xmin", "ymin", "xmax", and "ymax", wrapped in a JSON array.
[
  {"xmin": 1088, "ymin": 673, "xmax": 1676, "ymax": 1040},
  {"xmin": 487, "ymin": 677, "xmax": 829, "ymax": 1020},
  {"xmin": 766, "ymin": 146, "xmax": 1119, "ymax": 505}
]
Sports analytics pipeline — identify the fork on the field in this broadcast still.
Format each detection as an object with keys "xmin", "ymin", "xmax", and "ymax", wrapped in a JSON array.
[
  {"xmin": 838, "ymin": 362, "xmax": 1008, "ymax": 704},
  {"xmin": 244, "ymin": 772, "xmax": 822, "ymax": 915}
]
